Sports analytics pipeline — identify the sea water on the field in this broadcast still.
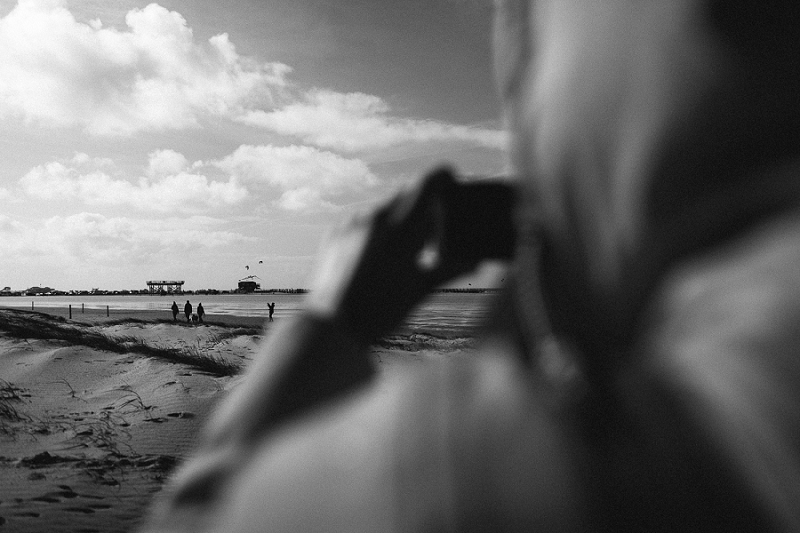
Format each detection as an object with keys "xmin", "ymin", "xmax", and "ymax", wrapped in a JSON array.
[{"xmin": 0, "ymin": 292, "xmax": 501, "ymax": 338}]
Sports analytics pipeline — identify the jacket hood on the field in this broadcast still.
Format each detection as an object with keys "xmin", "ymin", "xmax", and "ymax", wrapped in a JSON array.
[{"xmin": 506, "ymin": 0, "xmax": 800, "ymax": 357}]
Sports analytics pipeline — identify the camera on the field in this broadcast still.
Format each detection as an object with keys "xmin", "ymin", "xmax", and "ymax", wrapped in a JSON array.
[{"xmin": 421, "ymin": 168, "xmax": 517, "ymax": 265}]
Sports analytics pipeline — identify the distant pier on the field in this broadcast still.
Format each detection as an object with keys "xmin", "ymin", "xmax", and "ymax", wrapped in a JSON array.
[{"xmin": 146, "ymin": 280, "xmax": 185, "ymax": 295}]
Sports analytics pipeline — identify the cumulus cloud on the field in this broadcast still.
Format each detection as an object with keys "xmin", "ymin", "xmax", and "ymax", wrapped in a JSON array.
[
  {"xmin": 16, "ymin": 145, "xmax": 380, "ymax": 215},
  {"xmin": 147, "ymin": 149, "xmax": 190, "ymax": 177},
  {"xmin": 0, "ymin": 214, "xmax": 22, "ymax": 232},
  {"xmin": 239, "ymin": 89, "xmax": 508, "ymax": 152},
  {"xmin": 0, "ymin": 212, "xmax": 253, "ymax": 266},
  {"xmin": 0, "ymin": 0, "xmax": 290, "ymax": 135},
  {"xmin": 19, "ymin": 151, "xmax": 247, "ymax": 212},
  {"xmin": 47, "ymin": 213, "xmax": 249, "ymax": 256},
  {"xmin": 214, "ymin": 144, "xmax": 378, "ymax": 211}
]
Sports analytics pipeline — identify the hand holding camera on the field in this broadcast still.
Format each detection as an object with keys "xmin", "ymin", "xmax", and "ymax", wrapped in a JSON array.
[{"xmin": 305, "ymin": 166, "xmax": 516, "ymax": 342}]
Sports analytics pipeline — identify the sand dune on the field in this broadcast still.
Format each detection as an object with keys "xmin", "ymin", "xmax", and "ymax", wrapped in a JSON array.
[
  {"xmin": 0, "ymin": 308, "xmax": 475, "ymax": 532},
  {"xmin": 0, "ymin": 309, "xmax": 261, "ymax": 533}
]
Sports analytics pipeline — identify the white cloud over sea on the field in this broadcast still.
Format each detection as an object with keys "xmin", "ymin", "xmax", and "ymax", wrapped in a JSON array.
[
  {"xmin": 0, "ymin": 0, "xmax": 289, "ymax": 135},
  {"xmin": 47, "ymin": 213, "xmax": 252, "ymax": 258},
  {"xmin": 0, "ymin": 1, "xmax": 504, "ymax": 152},
  {"xmin": 0, "ymin": 0, "xmax": 507, "ymax": 290},
  {"xmin": 16, "ymin": 146, "xmax": 379, "ymax": 214},
  {"xmin": 19, "ymin": 151, "xmax": 247, "ymax": 213},
  {"xmin": 214, "ymin": 144, "xmax": 378, "ymax": 211},
  {"xmin": 240, "ymin": 89, "xmax": 508, "ymax": 153},
  {"xmin": 0, "ymin": 212, "xmax": 254, "ymax": 275}
]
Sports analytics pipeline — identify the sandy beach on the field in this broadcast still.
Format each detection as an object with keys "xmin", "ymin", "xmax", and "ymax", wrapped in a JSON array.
[{"xmin": 0, "ymin": 307, "xmax": 476, "ymax": 532}]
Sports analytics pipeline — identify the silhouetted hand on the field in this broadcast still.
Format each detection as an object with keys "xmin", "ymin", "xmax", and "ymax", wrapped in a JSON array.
[{"xmin": 305, "ymin": 167, "xmax": 484, "ymax": 342}]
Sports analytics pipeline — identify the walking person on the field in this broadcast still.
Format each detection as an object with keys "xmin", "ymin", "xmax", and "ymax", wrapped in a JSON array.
[
  {"xmin": 184, "ymin": 300, "xmax": 192, "ymax": 323},
  {"xmin": 197, "ymin": 302, "xmax": 205, "ymax": 323},
  {"xmin": 267, "ymin": 302, "xmax": 275, "ymax": 322},
  {"xmin": 171, "ymin": 301, "xmax": 179, "ymax": 322}
]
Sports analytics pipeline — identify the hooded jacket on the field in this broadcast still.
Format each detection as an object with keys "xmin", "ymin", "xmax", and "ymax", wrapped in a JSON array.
[{"xmin": 500, "ymin": 1, "xmax": 800, "ymax": 529}]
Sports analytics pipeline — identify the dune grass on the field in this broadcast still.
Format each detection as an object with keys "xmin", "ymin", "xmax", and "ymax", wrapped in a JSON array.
[
  {"xmin": 0, "ymin": 309, "xmax": 242, "ymax": 377},
  {"xmin": 0, "ymin": 379, "xmax": 29, "ymax": 436},
  {"xmin": 0, "ymin": 379, "xmax": 26, "ymax": 421}
]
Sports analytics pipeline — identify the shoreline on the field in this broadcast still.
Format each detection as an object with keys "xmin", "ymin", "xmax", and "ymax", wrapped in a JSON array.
[{"xmin": 0, "ymin": 305, "xmax": 269, "ymax": 329}]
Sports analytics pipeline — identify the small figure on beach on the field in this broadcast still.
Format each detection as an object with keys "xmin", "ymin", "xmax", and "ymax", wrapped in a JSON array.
[
  {"xmin": 183, "ymin": 300, "xmax": 192, "ymax": 323},
  {"xmin": 145, "ymin": 2, "xmax": 800, "ymax": 532},
  {"xmin": 171, "ymin": 301, "xmax": 179, "ymax": 322},
  {"xmin": 197, "ymin": 303, "xmax": 205, "ymax": 323},
  {"xmin": 267, "ymin": 302, "xmax": 275, "ymax": 322}
]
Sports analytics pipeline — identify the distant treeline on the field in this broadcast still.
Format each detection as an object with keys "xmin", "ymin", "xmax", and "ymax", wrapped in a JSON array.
[
  {"xmin": 1, "ymin": 287, "xmax": 499, "ymax": 297},
  {"xmin": 0, "ymin": 288, "xmax": 311, "ymax": 297},
  {"xmin": 432, "ymin": 288, "xmax": 503, "ymax": 294}
]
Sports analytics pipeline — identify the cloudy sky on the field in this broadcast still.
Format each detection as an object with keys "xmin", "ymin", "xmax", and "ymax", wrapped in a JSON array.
[{"xmin": 0, "ymin": 0, "xmax": 507, "ymax": 291}]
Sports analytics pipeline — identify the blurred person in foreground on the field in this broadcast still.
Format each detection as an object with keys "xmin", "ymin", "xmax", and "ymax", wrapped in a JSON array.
[{"xmin": 144, "ymin": 0, "xmax": 800, "ymax": 531}]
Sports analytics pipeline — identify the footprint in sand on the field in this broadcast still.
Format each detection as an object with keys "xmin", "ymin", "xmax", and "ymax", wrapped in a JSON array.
[
  {"xmin": 28, "ymin": 488, "xmax": 80, "ymax": 505},
  {"xmin": 47, "ymin": 489, "xmax": 78, "ymax": 500},
  {"xmin": 167, "ymin": 411, "xmax": 195, "ymax": 419},
  {"xmin": 64, "ymin": 507, "xmax": 96, "ymax": 514},
  {"xmin": 30, "ymin": 495, "xmax": 59, "ymax": 503},
  {"xmin": 87, "ymin": 503, "xmax": 112, "ymax": 510}
]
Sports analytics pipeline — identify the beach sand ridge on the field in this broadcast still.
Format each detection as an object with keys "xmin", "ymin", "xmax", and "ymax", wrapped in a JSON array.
[
  {"xmin": 0, "ymin": 309, "xmax": 261, "ymax": 532},
  {"xmin": 0, "ymin": 308, "xmax": 475, "ymax": 532}
]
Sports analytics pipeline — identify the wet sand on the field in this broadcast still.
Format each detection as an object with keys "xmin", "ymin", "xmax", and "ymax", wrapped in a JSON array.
[{"xmin": 11, "ymin": 304, "xmax": 268, "ymax": 329}]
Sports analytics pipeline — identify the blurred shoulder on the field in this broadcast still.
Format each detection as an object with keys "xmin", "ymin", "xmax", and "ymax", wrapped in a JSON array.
[
  {"xmin": 641, "ymin": 211, "xmax": 800, "ymax": 361},
  {"xmin": 624, "ymin": 211, "xmax": 800, "ymax": 531},
  {"xmin": 194, "ymin": 342, "xmax": 582, "ymax": 532}
]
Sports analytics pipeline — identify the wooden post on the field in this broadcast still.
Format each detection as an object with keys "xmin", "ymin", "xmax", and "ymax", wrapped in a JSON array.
[
  {"xmin": 82, "ymin": 303, "xmax": 85, "ymax": 313},
  {"xmin": 69, "ymin": 305, "xmax": 72, "ymax": 319},
  {"xmin": 106, "ymin": 305, "xmax": 110, "ymax": 317},
  {"xmin": 31, "ymin": 301, "xmax": 34, "ymax": 311}
]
